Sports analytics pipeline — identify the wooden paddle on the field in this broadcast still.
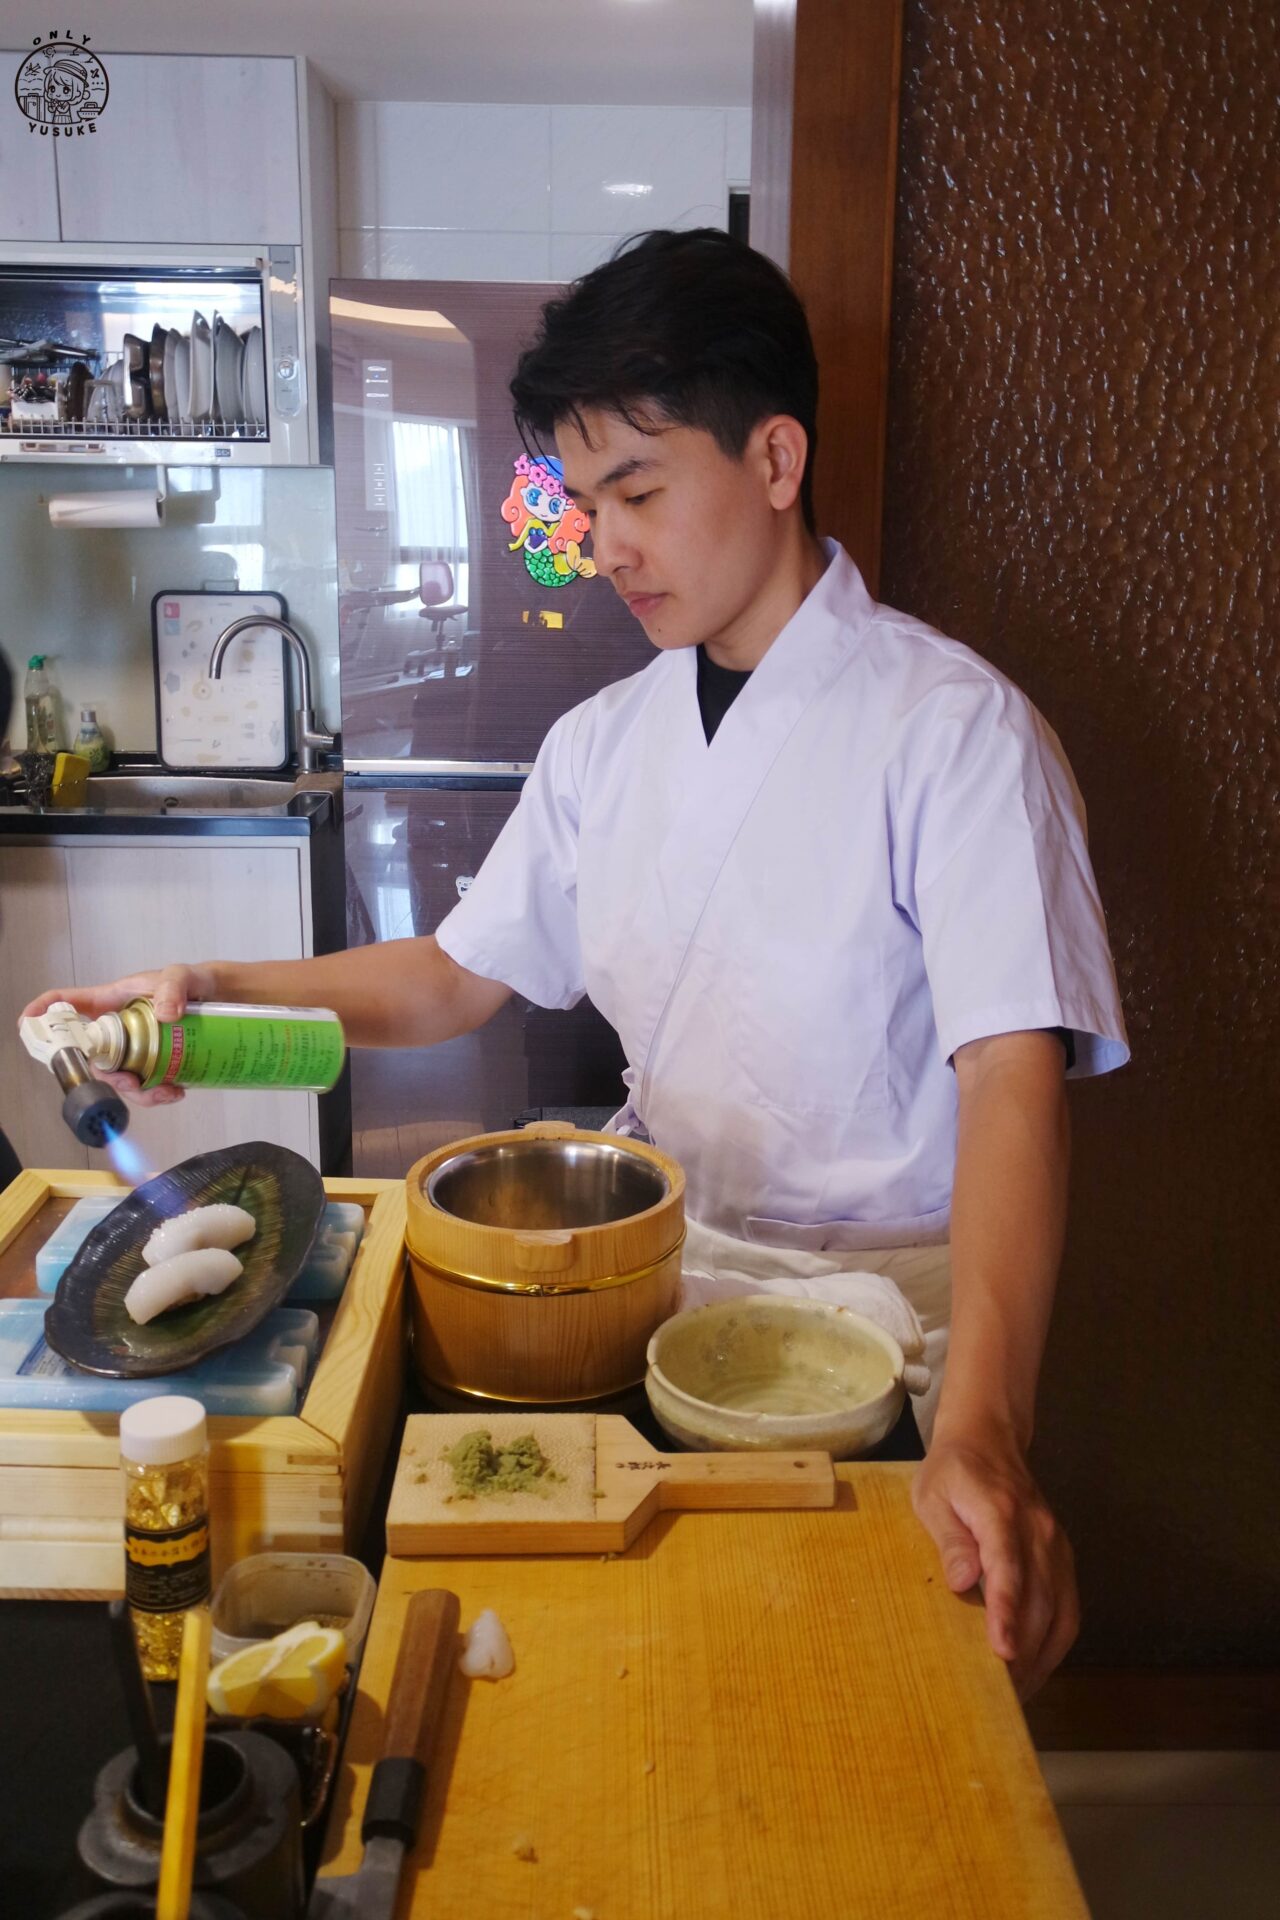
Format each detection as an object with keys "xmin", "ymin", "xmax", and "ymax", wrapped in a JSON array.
[{"xmin": 386, "ymin": 1413, "xmax": 835, "ymax": 1556}]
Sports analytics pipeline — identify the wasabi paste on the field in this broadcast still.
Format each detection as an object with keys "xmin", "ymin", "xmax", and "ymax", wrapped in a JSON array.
[{"xmin": 444, "ymin": 1428, "xmax": 563, "ymax": 1500}]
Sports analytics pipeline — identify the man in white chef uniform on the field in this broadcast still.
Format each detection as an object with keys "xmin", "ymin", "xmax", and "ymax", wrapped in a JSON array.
[{"xmin": 24, "ymin": 231, "xmax": 1127, "ymax": 1697}]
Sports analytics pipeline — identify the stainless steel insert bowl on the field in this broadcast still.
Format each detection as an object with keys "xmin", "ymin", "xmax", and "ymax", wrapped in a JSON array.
[{"xmin": 424, "ymin": 1136, "xmax": 669, "ymax": 1231}]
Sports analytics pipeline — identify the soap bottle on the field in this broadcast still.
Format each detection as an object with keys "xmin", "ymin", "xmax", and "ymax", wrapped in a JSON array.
[
  {"xmin": 24, "ymin": 655, "xmax": 61, "ymax": 754},
  {"xmin": 73, "ymin": 706, "xmax": 110, "ymax": 772}
]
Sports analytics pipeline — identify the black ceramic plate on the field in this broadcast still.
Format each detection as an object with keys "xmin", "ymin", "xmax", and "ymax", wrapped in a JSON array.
[
  {"xmin": 44, "ymin": 1143, "xmax": 326, "ymax": 1377},
  {"xmin": 65, "ymin": 360, "xmax": 91, "ymax": 423},
  {"xmin": 149, "ymin": 322, "xmax": 168, "ymax": 419}
]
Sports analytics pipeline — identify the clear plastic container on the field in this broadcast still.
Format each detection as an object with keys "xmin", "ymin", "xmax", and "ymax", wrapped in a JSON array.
[{"xmin": 210, "ymin": 1552, "xmax": 376, "ymax": 1669}]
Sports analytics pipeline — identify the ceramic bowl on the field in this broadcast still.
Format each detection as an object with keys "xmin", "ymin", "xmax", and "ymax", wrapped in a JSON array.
[{"xmin": 645, "ymin": 1294, "xmax": 906, "ymax": 1458}]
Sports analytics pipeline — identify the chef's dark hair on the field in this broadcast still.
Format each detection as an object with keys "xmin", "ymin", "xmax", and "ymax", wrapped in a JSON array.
[{"xmin": 511, "ymin": 229, "xmax": 819, "ymax": 531}]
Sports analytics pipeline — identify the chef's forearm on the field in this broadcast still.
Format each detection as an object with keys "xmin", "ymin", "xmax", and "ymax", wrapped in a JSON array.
[
  {"xmin": 933, "ymin": 1032, "xmax": 1071, "ymax": 1455},
  {"xmin": 207, "ymin": 937, "xmax": 513, "ymax": 1049}
]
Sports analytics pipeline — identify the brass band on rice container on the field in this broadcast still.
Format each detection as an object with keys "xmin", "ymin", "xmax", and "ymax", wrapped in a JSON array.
[{"xmin": 404, "ymin": 1122, "xmax": 686, "ymax": 1404}]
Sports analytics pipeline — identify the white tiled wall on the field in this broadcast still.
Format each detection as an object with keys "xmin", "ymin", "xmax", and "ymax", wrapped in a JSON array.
[{"xmin": 338, "ymin": 102, "xmax": 751, "ymax": 283}]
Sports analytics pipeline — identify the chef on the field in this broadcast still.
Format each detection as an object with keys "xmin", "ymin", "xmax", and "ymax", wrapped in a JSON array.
[{"xmin": 23, "ymin": 229, "xmax": 1127, "ymax": 1698}]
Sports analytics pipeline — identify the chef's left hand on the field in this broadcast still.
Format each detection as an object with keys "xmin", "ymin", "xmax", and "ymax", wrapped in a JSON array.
[{"xmin": 911, "ymin": 1429, "xmax": 1079, "ymax": 1700}]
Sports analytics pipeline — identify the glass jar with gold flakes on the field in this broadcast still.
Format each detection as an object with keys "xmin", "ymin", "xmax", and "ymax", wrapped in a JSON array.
[{"xmin": 119, "ymin": 1395, "xmax": 211, "ymax": 1682}]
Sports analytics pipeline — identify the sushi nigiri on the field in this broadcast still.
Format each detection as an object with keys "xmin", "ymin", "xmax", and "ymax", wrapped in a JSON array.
[
  {"xmin": 124, "ymin": 1248, "xmax": 244, "ymax": 1325},
  {"xmin": 142, "ymin": 1203, "xmax": 256, "ymax": 1268}
]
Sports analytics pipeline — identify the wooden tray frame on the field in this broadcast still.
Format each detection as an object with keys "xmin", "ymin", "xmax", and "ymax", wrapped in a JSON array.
[{"xmin": 0, "ymin": 1168, "xmax": 407, "ymax": 1599}]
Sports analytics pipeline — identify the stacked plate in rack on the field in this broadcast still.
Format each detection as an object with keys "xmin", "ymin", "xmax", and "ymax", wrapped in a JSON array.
[
  {"xmin": 212, "ymin": 313, "xmax": 245, "ymax": 425},
  {"xmin": 241, "ymin": 324, "xmax": 266, "ymax": 425},
  {"xmin": 83, "ymin": 313, "xmax": 267, "ymax": 432}
]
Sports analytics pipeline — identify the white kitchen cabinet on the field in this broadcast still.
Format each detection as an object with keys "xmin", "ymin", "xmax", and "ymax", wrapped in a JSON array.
[
  {"xmin": 0, "ymin": 52, "xmax": 335, "ymax": 467},
  {"xmin": 0, "ymin": 835, "xmax": 322, "ymax": 1175},
  {"xmin": 0, "ymin": 114, "xmax": 60, "ymax": 240},
  {"xmin": 0, "ymin": 846, "xmax": 82, "ymax": 1169},
  {"xmin": 64, "ymin": 841, "xmax": 318, "ymax": 1170},
  {"xmin": 54, "ymin": 55, "xmax": 303, "ymax": 246}
]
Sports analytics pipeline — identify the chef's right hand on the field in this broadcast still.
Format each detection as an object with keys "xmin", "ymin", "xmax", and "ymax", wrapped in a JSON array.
[{"xmin": 19, "ymin": 965, "xmax": 216, "ymax": 1107}]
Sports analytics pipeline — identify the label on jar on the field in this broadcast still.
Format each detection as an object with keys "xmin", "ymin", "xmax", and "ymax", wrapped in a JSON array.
[{"xmin": 124, "ymin": 1516, "xmax": 211, "ymax": 1613}]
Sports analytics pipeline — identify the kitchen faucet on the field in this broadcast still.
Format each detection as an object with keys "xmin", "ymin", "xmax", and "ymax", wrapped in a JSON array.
[{"xmin": 209, "ymin": 613, "xmax": 335, "ymax": 774}]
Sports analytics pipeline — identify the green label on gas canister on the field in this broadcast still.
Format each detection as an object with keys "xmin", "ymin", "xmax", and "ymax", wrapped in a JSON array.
[{"xmin": 143, "ymin": 1004, "xmax": 345, "ymax": 1093}]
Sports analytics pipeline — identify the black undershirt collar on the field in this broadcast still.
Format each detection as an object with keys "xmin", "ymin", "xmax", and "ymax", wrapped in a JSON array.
[{"xmin": 695, "ymin": 643, "xmax": 753, "ymax": 744}]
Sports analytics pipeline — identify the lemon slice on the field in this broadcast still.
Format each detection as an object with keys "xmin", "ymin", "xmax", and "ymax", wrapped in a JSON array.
[
  {"xmin": 207, "ymin": 1619, "xmax": 347, "ymax": 1720},
  {"xmin": 206, "ymin": 1635, "xmax": 284, "ymax": 1718}
]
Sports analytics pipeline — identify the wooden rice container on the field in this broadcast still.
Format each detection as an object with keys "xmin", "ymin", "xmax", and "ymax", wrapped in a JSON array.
[
  {"xmin": 0, "ymin": 1167, "xmax": 408, "ymax": 1600},
  {"xmin": 406, "ymin": 1122, "xmax": 685, "ymax": 1405}
]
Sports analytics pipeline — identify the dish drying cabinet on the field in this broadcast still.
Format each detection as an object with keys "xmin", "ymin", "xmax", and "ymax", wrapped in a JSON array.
[{"xmin": 0, "ymin": 245, "xmax": 311, "ymax": 465}]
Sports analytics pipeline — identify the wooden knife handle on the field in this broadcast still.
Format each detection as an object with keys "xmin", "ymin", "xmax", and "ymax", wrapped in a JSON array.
[
  {"xmin": 362, "ymin": 1587, "xmax": 461, "ymax": 1845},
  {"xmin": 382, "ymin": 1588, "xmax": 461, "ymax": 1765}
]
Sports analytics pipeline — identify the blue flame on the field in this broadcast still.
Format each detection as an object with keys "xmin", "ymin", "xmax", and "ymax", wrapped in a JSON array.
[{"xmin": 102, "ymin": 1122, "xmax": 154, "ymax": 1186}]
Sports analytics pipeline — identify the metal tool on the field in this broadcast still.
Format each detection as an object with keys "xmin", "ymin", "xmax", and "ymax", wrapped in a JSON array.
[
  {"xmin": 19, "ymin": 1001, "xmax": 130, "ymax": 1145},
  {"xmin": 51, "ymin": 1043, "xmax": 129, "ymax": 1147},
  {"xmin": 307, "ymin": 1588, "xmax": 461, "ymax": 1920},
  {"xmin": 107, "ymin": 1597, "xmax": 168, "ymax": 1817},
  {"xmin": 0, "ymin": 333, "xmax": 83, "ymax": 364}
]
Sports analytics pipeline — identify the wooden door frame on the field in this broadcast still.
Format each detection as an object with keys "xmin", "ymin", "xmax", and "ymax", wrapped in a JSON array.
[{"xmin": 751, "ymin": 0, "xmax": 903, "ymax": 592}]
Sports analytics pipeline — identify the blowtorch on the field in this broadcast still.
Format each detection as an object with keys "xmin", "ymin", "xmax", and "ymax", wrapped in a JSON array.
[{"xmin": 20, "ymin": 1002, "xmax": 130, "ymax": 1148}]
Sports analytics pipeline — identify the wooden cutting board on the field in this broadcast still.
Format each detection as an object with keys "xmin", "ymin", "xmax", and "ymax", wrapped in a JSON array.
[
  {"xmin": 386, "ymin": 1412, "xmax": 836, "ymax": 1554},
  {"xmin": 321, "ymin": 1464, "xmax": 1088, "ymax": 1918}
]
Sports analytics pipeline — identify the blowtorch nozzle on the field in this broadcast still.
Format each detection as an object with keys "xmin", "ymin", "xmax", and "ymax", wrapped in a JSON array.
[
  {"xmin": 21, "ymin": 1001, "xmax": 130, "ymax": 1147},
  {"xmin": 50, "ymin": 1046, "xmax": 129, "ymax": 1148}
]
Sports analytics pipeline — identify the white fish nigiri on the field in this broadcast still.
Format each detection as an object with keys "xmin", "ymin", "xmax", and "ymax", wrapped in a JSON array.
[
  {"xmin": 142, "ymin": 1203, "xmax": 256, "ymax": 1268},
  {"xmin": 457, "ymin": 1608, "xmax": 515, "ymax": 1680},
  {"xmin": 124, "ymin": 1248, "xmax": 243, "ymax": 1325}
]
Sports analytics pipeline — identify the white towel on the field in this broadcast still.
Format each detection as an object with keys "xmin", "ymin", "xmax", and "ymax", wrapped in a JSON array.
[{"xmin": 679, "ymin": 1218, "xmax": 934, "ymax": 1399}]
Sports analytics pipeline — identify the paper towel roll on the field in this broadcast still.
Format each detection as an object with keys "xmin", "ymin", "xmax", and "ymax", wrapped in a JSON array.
[{"xmin": 48, "ymin": 490, "xmax": 165, "ymax": 529}]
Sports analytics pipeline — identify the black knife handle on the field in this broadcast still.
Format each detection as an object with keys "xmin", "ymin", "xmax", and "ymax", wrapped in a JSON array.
[{"xmin": 362, "ymin": 1755, "xmax": 425, "ymax": 1844}]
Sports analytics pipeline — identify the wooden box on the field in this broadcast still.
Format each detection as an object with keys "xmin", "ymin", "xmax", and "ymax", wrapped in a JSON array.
[{"xmin": 0, "ymin": 1168, "xmax": 407, "ymax": 1599}]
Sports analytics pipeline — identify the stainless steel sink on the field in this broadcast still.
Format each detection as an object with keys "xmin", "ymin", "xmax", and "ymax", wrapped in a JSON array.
[
  {"xmin": 0, "ymin": 772, "xmax": 339, "ymax": 820},
  {"xmin": 82, "ymin": 774, "xmax": 300, "ymax": 811}
]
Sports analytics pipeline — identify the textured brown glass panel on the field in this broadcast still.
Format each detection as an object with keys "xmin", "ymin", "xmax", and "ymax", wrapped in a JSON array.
[{"xmin": 880, "ymin": 1, "xmax": 1279, "ymax": 1664}]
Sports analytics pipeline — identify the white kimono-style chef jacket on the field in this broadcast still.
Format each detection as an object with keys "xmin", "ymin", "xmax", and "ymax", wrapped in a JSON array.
[{"xmin": 436, "ymin": 541, "xmax": 1129, "ymax": 1251}]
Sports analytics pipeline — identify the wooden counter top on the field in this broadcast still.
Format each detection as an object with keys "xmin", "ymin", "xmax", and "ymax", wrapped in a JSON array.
[{"xmin": 320, "ymin": 1464, "xmax": 1085, "ymax": 1918}]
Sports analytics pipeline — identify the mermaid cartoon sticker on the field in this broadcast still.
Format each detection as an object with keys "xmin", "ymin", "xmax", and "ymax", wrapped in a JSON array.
[{"xmin": 501, "ymin": 453, "xmax": 598, "ymax": 589}]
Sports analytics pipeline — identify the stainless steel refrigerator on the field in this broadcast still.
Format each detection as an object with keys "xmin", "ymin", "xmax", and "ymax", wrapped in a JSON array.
[{"xmin": 332, "ymin": 280, "xmax": 654, "ymax": 1175}]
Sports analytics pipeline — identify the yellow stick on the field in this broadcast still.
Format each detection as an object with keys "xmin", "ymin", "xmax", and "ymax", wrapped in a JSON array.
[{"xmin": 156, "ymin": 1606, "xmax": 212, "ymax": 1920}]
